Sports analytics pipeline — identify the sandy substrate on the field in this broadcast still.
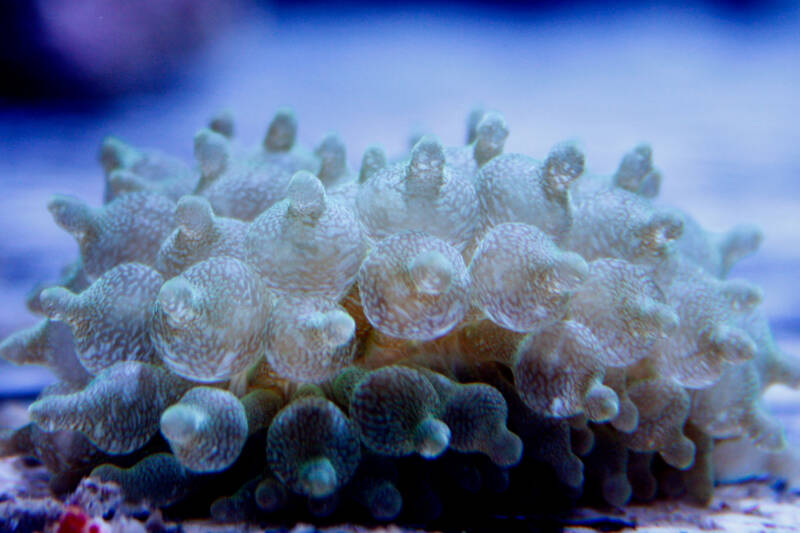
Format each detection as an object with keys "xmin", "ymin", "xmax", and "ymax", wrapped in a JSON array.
[{"xmin": 568, "ymin": 483, "xmax": 800, "ymax": 533}]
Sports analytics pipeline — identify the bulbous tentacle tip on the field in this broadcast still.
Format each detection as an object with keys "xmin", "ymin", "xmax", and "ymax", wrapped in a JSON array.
[
  {"xmin": 720, "ymin": 223, "xmax": 763, "ymax": 275},
  {"xmin": 722, "ymin": 279, "xmax": 763, "ymax": 312},
  {"xmin": 208, "ymin": 109, "xmax": 235, "ymax": 139},
  {"xmin": 473, "ymin": 111, "xmax": 509, "ymax": 167},
  {"xmin": 554, "ymin": 251, "xmax": 589, "ymax": 289},
  {"xmin": 570, "ymin": 421, "xmax": 595, "ymax": 456},
  {"xmin": 264, "ymin": 108, "xmax": 298, "ymax": 152},
  {"xmin": 359, "ymin": 145, "xmax": 388, "ymax": 183},
  {"xmin": 287, "ymin": 170, "xmax": 327, "ymax": 219},
  {"xmin": 406, "ymin": 135, "xmax": 446, "ymax": 193},
  {"xmin": 635, "ymin": 297, "xmax": 679, "ymax": 336},
  {"xmin": 414, "ymin": 416, "xmax": 451, "ymax": 458},
  {"xmin": 160, "ymin": 404, "xmax": 204, "ymax": 446},
  {"xmin": 611, "ymin": 398, "xmax": 640, "ymax": 433},
  {"xmin": 99, "ymin": 136, "xmax": 137, "ymax": 174},
  {"xmin": 28, "ymin": 394, "xmax": 74, "ymax": 433},
  {"xmin": 91, "ymin": 453, "xmax": 194, "ymax": 507},
  {"xmin": 157, "ymin": 277, "xmax": 201, "ymax": 325},
  {"xmin": 465, "ymin": 106, "xmax": 486, "ymax": 144},
  {"xmin": 584, "ymin": 383, "xmax": 620, "ymax": 423},
  {"xmin": 255, "ymin": 476, "xmax": 289, "ymax": 513},
  {"xmin": 637, "ymin": 170, "xmax": 661, "ymax": 198},
  {"xmin": 561, "ymin": 455, "xmax": 585, "ymax": 489},
  {"xmin": 771, "ymin": 352, "xmax": 800, "ymax": 389},
  {"xmin": 303, "ymin": 310, "xmax": 356, "ymax": 351},
  {"xmin": 659, "ymin": 434, "xmax": 696, "ymax": 470},
  {"xmin": 300, "ymin": 456, "xmax": 339, "ymax": 498},
  {"xmin": 614, "ymin": 143, "xmax": 654, "ymax": 193},
  {"xmin": 47, "ymin": 194, "xmax": 94, "ymax": 238},
  {"xmin": 409, "ymin": 250, "xmax": 454, "ymax": 295},
  {"xmin": 175, "ymin": 195, "xmax": 215, "ymax": 239},
  {"xmin": 0, "ymin": 321, "xmax": 52, "ymax": 366},
  {"xmin": 107, "ymin": 169, "xmax": 147, "ymax": 196},
  {"xmin": 602, "ymin": 473, "xmax": 633, "ymax": 507},
  {"xmin": 0, "ymin": 334, "xmax": 23, "ymax": 366},
  {"xmin": 642, "ymin": 210, "xmax": 684, "ymax": 255},
  {"xmin": 704, "ymin": 324, "xmax": 756, "ymax": 364},
  {"xmin": 366, "ymin": 480, "xmax": 403, "ymax": 521},
  {"xmin": 162, "ymin": 387, "xmax": 249, "ymax": 473},
  {"xmin": 315, "ymin": 132, "xmax": 348, "ymax": 185},
  {"xmin": 488, "ymin": 430, "xmax": 523, "ymax": 468},
  {"xmin": 39, "ymin": 286, "xmax": 79, "ymax": 322},
  {"xmin": 543, "ymin": 142, "xmax": 586, "ymax": 191},
  {"xmin": 193, "ymin": 128, "xmax": 230, "ymax": 182}
]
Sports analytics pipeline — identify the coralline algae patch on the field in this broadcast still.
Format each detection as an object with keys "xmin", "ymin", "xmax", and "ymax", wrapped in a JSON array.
[{"xmin": 0, "ymin": 108, "xmax": 799, "ymax": 529}]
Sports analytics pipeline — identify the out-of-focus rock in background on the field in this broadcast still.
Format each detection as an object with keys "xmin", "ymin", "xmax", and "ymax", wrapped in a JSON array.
[{"xmin": 0, "ymin": 0, "xmax": 246, "ymax": 101}]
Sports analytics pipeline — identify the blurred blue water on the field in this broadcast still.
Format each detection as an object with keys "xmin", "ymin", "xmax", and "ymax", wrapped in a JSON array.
[{"xmin": 0, "ymin": 3, "xmax": 799, "ymax": 393}]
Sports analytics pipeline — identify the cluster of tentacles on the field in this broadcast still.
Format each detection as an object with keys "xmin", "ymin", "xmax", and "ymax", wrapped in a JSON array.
[{"xmin": 1, "ymin": 108, "xmax": 799, "ymax": 528}]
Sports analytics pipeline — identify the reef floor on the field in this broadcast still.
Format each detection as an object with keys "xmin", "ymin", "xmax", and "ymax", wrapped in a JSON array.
[
  {"xmin": 1, "ymin": 451, "xmax": 799, "ymax": 533},
  {"xmin": 2, "ymin": 385, "xmax": 800, "ymax": 533}
]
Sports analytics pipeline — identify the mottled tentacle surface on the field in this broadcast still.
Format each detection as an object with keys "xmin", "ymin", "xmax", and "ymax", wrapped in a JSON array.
[
  {"xmin": 358, "ymin": 231, "xmax": 470, "ymax": 341},
  {"xmin": 350, "ymin": 366, "xmax": 450, "ymax": 458},
  {"xmin": 40, "ymin": 263, "xmax": 164, "ymax": 374},
  {"xmin": 265, "ymin": 296, "xmax": 356, "ymax": 383},
  {"xmin": 152, "ymin": 256, "xmax": 274, "ymax": 382},
  {"xmin": 160, "ymin": 387, "xmax": 249, "ymax": 472},
  {"xmin": 0, "ymin": 107, "xmax": 797, "ymax": 524},
  {"xmin": 476, "ymin": 143, "xmax": 584, "ymax": 242},
  {"xmin": 513, "ymin": 321, "xmax": 619, "ymax": 422},
  {"xmin": 357, "ymin": 135, "xmax": 481, "ymax": 251},
  {"xmin": 29, "ymin": 362, "xmax": 190, "ymax": 454},
  {"xmin": 195, "ymin": 109, "xmax": 320, "ymax": 221},
  {"xmin": 246, "ymin": 171, "xmax": 366, "ymax": 300},
  {"xmin": 267, "ymin": 396, "xmax": 361, "ymax": 498},
  {"xmin": 48, "ymin": 192, "xmax": 176, "ymax": 279},
  {"xmin": 470, "ymin": 223, "xmax": 587, "ymax": 333}
]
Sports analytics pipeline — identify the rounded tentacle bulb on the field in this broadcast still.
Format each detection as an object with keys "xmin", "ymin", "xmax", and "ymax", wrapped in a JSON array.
[
  {"xmin": 28, "ymin": 362, "xmax": 190, "ymax": 454},
  {"xmin": 358, "ymin": 231, "xmax": 471, "ymax": 341},
  {"xmin": 39, "ymin": 262, "xmax": 164, "ymax": 375},
  {"xmin": 160, "ymin": 387, "xmax": 249, "ymax": 473},
  {"xmin": 246, "ymin": 171, "xmax": 367, "ymax": 300},
  {"xmin": 315, "ymin": 133, "xmax": 360, "ymax": 211},
  {"xmin": 674, "ymin": 210, "xmax": 763, "ymax": 278},
  {"xmin": 568, "ymin": 187, "xmax": 683, "ymax": 266},
  {"xmin": 0, "ymin": 318, "xmax": 91, "ymax": 387},
  {"xmin": 476, "ymin": 142, "xmax": 585, "ymax": 242},
  {"xmin": 100, "ymin": 136, "xmax": 196, "ymax": 203},
  {"xmin": 437, "ymin": 378, "xmax": 523, "ymax": 467},
  {"xmin": 357, "ymin": 135, "xmax": 481, "ymax": 251},
  {"xmin": 155, "ymin": 195, "xmax": 248, "ymax": 278},
  {"xmin": 195, "ymin": 109, "xmax": 320, "ymax": 221},
  {"xmin": 568, "ymin": 258, "xmax": 678, "ymax": 368},
  {"xmin": 91, "ymin": 453, "xmax": 196, "ymax": 507},
  {"xmin": 47, "ymin": 192, "xmax": 176, "ymax": 280},
  {"xmin": 469, "ymin": 223, "xmax": 588, "ymax": 333},
  {"xmin": 265, "ymin": 296, "xmax": 356, "ymax": 383},
  {"xmin": 151, "ymin": 256, "xmax": 275, "ymax": 382},
  {"xmin": 267, "ymin": 396, "xmax": 361, "ymax": 498},
  {"xmin": 350, "ymin": 366, "xmax": 451, "ymax": 458},
  {"xmin": 513, "ymin": 320, "xmax": 619, "ymax": 422},
  {"xmin": 623, "ymin": 378, "xmax": 696, "ymax": 470},
  {"xmin": 444, "ymin": 110, "xmax": 509, "ymax": 183},
  {"xmin": 652, "ymin": 262, "xmax": 760, "ymax": 388}
]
